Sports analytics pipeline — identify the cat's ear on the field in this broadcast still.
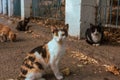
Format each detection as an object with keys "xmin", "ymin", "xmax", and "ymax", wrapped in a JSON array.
[
  {"xmin": 98, "ymin": 23, "xmax": 102, "ymax": 27},
  {"xmin": 51, "ymin": 26, "xmax": 57, "ymax": 33},
  {"xmin": 64, "ymin": 24, "xmax": 69, "ymax": 31},
  {"xmin": 90, "ymin": 23, "xmax": 94, "ymax": 28}
]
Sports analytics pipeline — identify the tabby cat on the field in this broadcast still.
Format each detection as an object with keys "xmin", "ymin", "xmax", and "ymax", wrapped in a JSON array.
[{"xmin": 19, "ymin": 24, "xmax": 69, "ymax": 80}]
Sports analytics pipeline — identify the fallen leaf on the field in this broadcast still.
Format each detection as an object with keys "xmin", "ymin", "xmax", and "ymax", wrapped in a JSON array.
[
  {"xmin": 103, "ymin": 64, "xmax": 120, "ymax": 75},
  {"xmin": 62, "ymin": 68, "xmax": 70, "ymax": 76}
]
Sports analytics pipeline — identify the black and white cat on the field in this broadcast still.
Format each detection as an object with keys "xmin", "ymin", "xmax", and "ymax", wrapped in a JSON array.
[
  {"xmin": 85, "ymin": 23, "xmax": 103, "ymax": 46},
  {"xmin": 16, "ymin": 17, "xmax": 30, "ymax": 31},
  {"xmin": 19, "ymin": 24, "xmax": 69, "ymax": 80}
]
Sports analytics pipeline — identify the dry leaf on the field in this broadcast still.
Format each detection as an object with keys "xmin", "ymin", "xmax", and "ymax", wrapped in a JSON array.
[
  {"xmin": 77, "ymin": 64, "xmax": 84, "ymax": 67},
  {"xmin": 103, "ymin": 64, "xmax": 120, "ymax": 75},
  {"xmin": 25, "ymin": 30, "xmax": 33, "ymax": 34},
  {"xmin": 62, "ymin": 68, "xmax": 70, "ymax": 76},
  {"xmin": 71, "ymin": 51, "xmax": 98, "ymax": 65}
]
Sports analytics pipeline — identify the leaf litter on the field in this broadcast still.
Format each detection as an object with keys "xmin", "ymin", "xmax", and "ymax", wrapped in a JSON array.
[{"xmin": 70, "ymin": 50, "xmax": 120, "ymax": 76}]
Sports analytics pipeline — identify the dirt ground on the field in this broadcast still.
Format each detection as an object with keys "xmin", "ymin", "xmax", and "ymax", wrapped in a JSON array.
[{"xmin": 0, "ymin": 15, "xmax": 120, "ymax": 80}]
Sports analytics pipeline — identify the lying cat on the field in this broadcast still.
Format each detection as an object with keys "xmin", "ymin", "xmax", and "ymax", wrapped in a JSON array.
[
  {"xmin": 0, "ymin": 24, "xmax": 16, "ymax": 42},
  {"xmin": 16, "ymin": 17, "xmax": 30, "ymax": 31},
  {"xmin": 85, "ymin": 23, "xmax": 103, "ymax": 46},
  {"xmin": 19, "ymin": 24, "xmax": 69, "ymax": 80}
]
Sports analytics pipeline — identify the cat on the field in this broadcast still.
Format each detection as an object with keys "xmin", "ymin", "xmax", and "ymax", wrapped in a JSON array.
[
  {"xmin": 0, "ymin": 24, "xmax": 16, "ymax": 42},
  {"xmin": 85, "ymin": 23, "xmax": 103, "ymax": 46},
  {"xmin": 19, "ymin": 24, "xmax": 69, "ymax": 80},
  {"xmin": 16, "ymin": 17, "xmax": 30, "ymax": 31}
]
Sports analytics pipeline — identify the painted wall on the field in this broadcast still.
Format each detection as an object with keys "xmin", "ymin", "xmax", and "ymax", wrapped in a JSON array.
[
  {"xmin": 2, "ymin": 0, "xmax": 8, "ymax": 14},
  {"xmin": 8, "ymin": 0, "xmax": 13, "ymax": 17},
  {"xmin": 21, "ymin": 0, "xmax": 32, "ymax": 19},
  {"xmin": 65, "ymin": 0, "xmax": 98, "ymax": 38},
  {"xmin": 13, "ymin": 0, "xmax": 21, "ymax": 16},
  {"xmin": 65, "ymin": 0, "xmax": 81, "ymax": 38}
]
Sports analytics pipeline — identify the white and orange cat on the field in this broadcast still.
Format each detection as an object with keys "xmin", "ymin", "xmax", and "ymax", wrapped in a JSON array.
[{"xmin": 19, "ymin": 24, "xmax": 69, "ymax": 80}]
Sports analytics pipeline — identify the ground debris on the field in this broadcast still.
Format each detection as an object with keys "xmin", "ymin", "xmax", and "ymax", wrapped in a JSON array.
[
  {"xmin": 31, "ymin": 32, "xmax": 41, "ymax": 39},
  {"xmin": 24, "ymin": 30, "xmax": 41, "ymax": 39},
  {"xmin": 70, "ymin": 51, "xmax": 99, "ymax": 65},
  {"xmin": 61, "ymin": 67, "xmax": 71, "ymax": 76},
  {"xmin": 7, "ymin": 79, "xmax": 18, "ymax": 80},
  {"xmin": 104, "ymin": 27, "xmax": 120, "ymax": 43},
  {"xmin": 25, "ymin": 30, "xmax": 33, "ymax": 34},
  {"xmin": 103, "ymin": 64, "xmax": 120, "ymax": 75}
]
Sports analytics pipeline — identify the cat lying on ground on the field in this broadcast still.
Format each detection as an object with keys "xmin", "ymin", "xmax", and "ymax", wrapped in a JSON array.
[{"xmin": 85, "ymin": 23, "xmax": 103, "ymax": 46}]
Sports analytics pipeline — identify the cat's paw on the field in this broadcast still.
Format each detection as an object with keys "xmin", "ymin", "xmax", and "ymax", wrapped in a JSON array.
[
  {"xmin": 95, "ymin": 44, "xmax": 100, "ymax": 46},
  {"xmin": 56, "ymin": 73, "xmax": 63, "ymax": 80},
  {"xmin": 93, "ymin": 44, "xmax": 100, "ymax": 47}
]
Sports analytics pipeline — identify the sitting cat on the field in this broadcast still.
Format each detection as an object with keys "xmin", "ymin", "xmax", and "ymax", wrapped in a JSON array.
[
  {"xmin": 0, "ymin": 24, "xmax": 16, "ymax": 42},
  {"xmin": 85, "ymin": 23, "xmax": 103, "ymax": 46},
  {"xmin": 16, "ymin": 17, "xmax": 30, "ymax": 31},
  {"xmin": 19, "ymin": 24, "xmax": 69, "ymax": 80}
]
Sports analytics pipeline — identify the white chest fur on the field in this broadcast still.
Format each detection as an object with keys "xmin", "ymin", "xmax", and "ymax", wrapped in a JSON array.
[
  {"xmin": 91, "ymin": 33, "xmax": 102, "ymax": 43},
  {"xmin": 47, "ymin": 39, "xmax": 66, "ymax": 63}
]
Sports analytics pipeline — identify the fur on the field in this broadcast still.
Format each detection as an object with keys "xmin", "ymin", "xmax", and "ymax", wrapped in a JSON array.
[
  {"xmin": 16, "ymin": 17, "xmax": 30, "ymax": 31},
  {"xmin": 19, "ymin": 24, "xmax": 69, "ymax": 80},
  {"xmin": 0, "ymin": 24, "xmax": 16, "ymax": 42},
  {"xmin": 85, "ymin": 23, "xmax": 103, "ymax": 46}
]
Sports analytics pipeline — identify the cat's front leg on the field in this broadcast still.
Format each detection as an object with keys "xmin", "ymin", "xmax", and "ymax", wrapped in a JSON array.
[
  {"xmin": 0, "ymin": 34, "xmax": 7, "ymax": 42},
  {"xmin": 50, "ymin": 60, "xmax": 63, "ymax": 80}
]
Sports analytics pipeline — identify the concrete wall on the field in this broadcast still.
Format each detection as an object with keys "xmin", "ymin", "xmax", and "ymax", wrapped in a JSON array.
[
  {"xmin": 80, "ymin": 0, "xmax": 97, "ymax": 38},
  {"xmin": 65, "ymin": 0, "xmax": 99, "ymax": 38},
  {"xmin": 8, "ymin": 0, "xmax": 13, "ymax": 17},
  {"xmin": 21, "ymin": 0, "xmax": 32, "ymax": 19}
]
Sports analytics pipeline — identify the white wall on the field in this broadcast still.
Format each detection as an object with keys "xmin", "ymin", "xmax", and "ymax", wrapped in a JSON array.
[
  {"xmin": 0, "ymin": 0, "xmax": 2, "ymax": 13},
  {"xmin": 65, "ymin": 0, "xmax": 81, "ymax": 38},
  {"xmin": 2, "ymin": 0, "xmax": 7, "ymax": 14},
  {"xmin": 21, "ymin": 0, "xmax": 25, "ymax": 19},
  {"xmin": 65, "ymin": 0, "xmax": 98, "ymax": 38},
  {"xmin": 8, "ymin": 0, "xmax": 13, "ymax": 17}
]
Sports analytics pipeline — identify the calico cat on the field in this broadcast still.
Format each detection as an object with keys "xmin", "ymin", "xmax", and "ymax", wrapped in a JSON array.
[
  {"xmin": 85, "ymin": 23, "xmax": 103, "ymax": 46},
  {"xmin": 0, "ymin": 24, "xmax": 16, "ymax": 42},
  {"xmin": 16, "ymin": 17, "xmax": 30, "ymax": 31},
  {"xmin": 19, "ymin": 24, "xmax": 69, "ymax": 80}
]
